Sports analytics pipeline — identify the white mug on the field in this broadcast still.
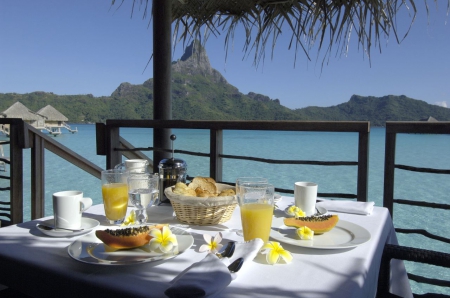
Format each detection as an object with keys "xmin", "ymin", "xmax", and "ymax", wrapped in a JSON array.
[
  {"xmin": 115, "ymin": 159, "xmax": 149, "ymax": 174},
  {"xmin": 294, "ymin": 182, "xmax": 318, "ymax": 216},
  {"xmin": 53, "ymin": 191, "xmax": 92, "ymax": 229}
]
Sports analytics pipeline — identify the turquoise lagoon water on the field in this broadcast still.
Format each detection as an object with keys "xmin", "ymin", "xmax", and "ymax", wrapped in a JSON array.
[{"xmin": 0, "ymin": 124, "xmax": 449, "ymax": 295}]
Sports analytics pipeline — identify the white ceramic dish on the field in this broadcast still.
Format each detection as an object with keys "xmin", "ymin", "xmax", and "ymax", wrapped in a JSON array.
[
  {"xmin": 68, "ymin": 226, "xmax": 194, "ymax": 265},
  {"xmin": 284, "ymin": 205, "xmax": 327, "ymax": 217},
  {"xmin": 270, "ymin": 217, "xmax": 371, "ymax": 249},
  {"xmin": 37, "ymin": 218, "xmax": 99, "ymax": 237}
]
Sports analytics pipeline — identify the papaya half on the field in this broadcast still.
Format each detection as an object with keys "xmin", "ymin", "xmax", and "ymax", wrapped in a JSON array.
[
  {"xmin": 95, "ymin": 224, "xmax": 168, "ymax": 249},
  {"xmin": 283, "ymin": 214, "xmax": 339, "ymax": 235}
]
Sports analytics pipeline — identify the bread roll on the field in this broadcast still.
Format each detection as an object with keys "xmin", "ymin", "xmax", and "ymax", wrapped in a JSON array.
[
  {"xmin": 218, "ymin": 189, "xmax": 235, "ymax": 196},
  {"xmin": 173, "ymin": 182, "xmax": 196, "ymax": 196},
  {"xmin": 189, "ymin": 177, "xmax": 217, "ymax": 194}
]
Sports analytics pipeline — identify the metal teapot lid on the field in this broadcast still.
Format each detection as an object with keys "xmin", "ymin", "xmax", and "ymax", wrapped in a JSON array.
[{"xmin": 158, "ymin": 134, "xmax": 187, "ymax": 169}]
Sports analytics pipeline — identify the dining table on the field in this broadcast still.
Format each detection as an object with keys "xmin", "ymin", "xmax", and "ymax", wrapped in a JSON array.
[{"xmin": 0, "ymin": 196, "xmax": 412, "ymax": 298}]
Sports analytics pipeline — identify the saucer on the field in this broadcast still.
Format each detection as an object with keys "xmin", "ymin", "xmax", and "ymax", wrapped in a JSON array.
[
  {"xmin": 37, "ymin": 217, "xmax": 100, "ymax": 237},
  {"xmin": 284, "ymin": 205, "xmax": 328, "ymax": 217}
]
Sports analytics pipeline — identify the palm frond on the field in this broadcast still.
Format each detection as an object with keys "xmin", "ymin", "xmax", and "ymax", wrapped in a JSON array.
[{"xmin": 112, "ymin": 0, "xmax": 450, "ymax": 67}]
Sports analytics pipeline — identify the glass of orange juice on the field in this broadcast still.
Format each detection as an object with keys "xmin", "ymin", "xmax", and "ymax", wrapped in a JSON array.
[
  {"xmin": 101, "ymin": 169, "xmax": 129, "ymax": 224},
  {"xmin": 238, "ymin": 182, "xmax": 274, "ymax": 242}
]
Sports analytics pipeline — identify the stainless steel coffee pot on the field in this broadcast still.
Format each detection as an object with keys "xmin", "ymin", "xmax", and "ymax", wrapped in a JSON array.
[{"xmin": 158, "ymin": 135, "xmax": 187, "ymax": 204}]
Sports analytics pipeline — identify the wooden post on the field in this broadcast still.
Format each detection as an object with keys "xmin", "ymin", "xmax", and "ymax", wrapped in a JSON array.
[
  {"xmin": 31, "ymin": 133, "xmax": 45, "ymax": 219},
  {"xmin": 9, "ymin": 120, "xmax": 24, "ymax": 224},
  {"xmin": 106, "ymin": 125, "xmax": 121, "ymax": 169},
  {"xmin": 153, "ymin": 0, "xmax": 172, "ymax": 168},
  {"xmin": 357, "ymin": 128, "xmax": 370, "ymax": 202},
  {"xmin": 383, "ymin": 125, "xmax": 397, "ymax": 217},
  {"xmin": 210, "ymin": 129, "xmax": 223, "ymax": 182}
]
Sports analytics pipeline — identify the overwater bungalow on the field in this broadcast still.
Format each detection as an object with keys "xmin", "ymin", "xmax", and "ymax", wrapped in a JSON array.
[
  {"xmin": 0, "ymin": 102, "xmax": 45, "ymax": 135},
  {"xmin": 36, "ymin": 105, "xmax": 78, "ymax": 136},
  {"xmin": 0, "ymin": 102, "xmax": 77, "ymax": 136}
]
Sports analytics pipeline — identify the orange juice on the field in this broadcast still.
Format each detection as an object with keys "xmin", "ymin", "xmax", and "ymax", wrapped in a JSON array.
[
  {"xmin": 240, "ymin": 203, "xmax": 274, "ymax": 242},
  {"xmin": 102, "ymin": 183, "xmax": 128, "ymax": 220}
]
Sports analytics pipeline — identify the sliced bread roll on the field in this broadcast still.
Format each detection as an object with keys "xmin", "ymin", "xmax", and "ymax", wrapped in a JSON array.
[{"xmin": 188, "ymin": 177, "xmax": 217, "ymax": 194}]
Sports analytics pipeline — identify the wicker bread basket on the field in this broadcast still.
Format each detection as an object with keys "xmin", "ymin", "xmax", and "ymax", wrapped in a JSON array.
[{"xmin": 164, "ymin": 183, "xmax": 237, "ymax": 225}]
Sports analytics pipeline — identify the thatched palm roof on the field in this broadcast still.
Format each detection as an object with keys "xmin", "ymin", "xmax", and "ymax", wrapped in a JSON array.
[
  {"xmin": 37, "ymin": 105, "xmax": 68, "ymax": 122},
  {"xmin": 114, "ymin": 0, "xmax": 449, "ymax": 66},
  {"xmin": 0, "ymin": 102, "xmax": 45, "ymax": 121}
]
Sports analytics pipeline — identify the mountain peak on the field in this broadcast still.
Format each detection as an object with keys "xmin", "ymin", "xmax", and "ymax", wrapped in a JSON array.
[{"xmin": 172, "ymin": 40, "xmax": 228, "ymax": 84}]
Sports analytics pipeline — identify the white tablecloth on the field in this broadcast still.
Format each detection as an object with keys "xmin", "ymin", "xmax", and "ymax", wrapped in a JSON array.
[{"xmin": 0, "ymin": 197, "xmax": 412, "ymax": 298}]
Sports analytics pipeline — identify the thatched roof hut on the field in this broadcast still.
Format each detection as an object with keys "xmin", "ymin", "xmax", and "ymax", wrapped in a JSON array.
[
  {"xmin": 420, "ymin": 116, "xmax": 438, "ymax": 122},
  {"xmin": 37, "ymin": 105, "xmax": 68, "ymax": 122},
  {"xmin": 0, "ymin": 102, "xmax": 44, "ymax": 121}
]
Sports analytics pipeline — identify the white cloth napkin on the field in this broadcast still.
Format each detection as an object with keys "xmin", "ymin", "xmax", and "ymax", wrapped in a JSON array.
[
  {"xmin": 316, "ymin": 199, "xmax": 375, "ymax": 215},
  {"xmin": 165, "ymin": 253, "xmax": 231, "ymax": 298},
  {"xmin": 228, "ymin": 238, "xmax": 264, "ymax": 279},
  {"xmin": 165, "ymin": 238, "xmax": 264, "ymax": 297}
]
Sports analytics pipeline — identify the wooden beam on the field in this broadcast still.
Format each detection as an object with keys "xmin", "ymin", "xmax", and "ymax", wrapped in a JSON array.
[{"xmin": 153, "ymin": 0, "xmax": 172, "ymax": 167}]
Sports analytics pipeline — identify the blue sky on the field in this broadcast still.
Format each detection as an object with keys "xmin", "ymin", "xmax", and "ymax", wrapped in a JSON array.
[{"xmin": 1, "ymin": 1, "xmax": 449, "ymax": 109}]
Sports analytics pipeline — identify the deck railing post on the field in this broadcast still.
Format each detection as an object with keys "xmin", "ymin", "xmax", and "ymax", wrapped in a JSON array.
[
  {"xmin": 106, "ymin": 124, "xmax": 121, "ymax": 169},
  {"xmin": 210, "ymin": 129, "xmax": 223, "ymax": 182},
  {"xmin": 383, "ymin": 124, "xmax": 397, "ymax": 217},
  {"xmin": 31, "ymin": 132, "xmax": 45, "ymax": 219},
  {"xmin": 95, "ymin": 123, "xmax": 106, "ymax": 156},
  {"xmin": 9, "ymin": 120, "xmax": 24, "ymax": 224},
  {"xmin": 357, "ymin": 129, "xmax": 370, "ymax": 202}
]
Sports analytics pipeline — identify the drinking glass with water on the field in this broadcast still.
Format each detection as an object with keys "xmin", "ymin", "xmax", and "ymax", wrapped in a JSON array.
[{"xmin": 127, "ymin": 173, "xmax": 159, "ymax": 224}]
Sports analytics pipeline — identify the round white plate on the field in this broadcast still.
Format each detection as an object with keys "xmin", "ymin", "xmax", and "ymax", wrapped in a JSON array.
[
  {"xmin": 270, "ymin": 217, "xmax": 371, "ymax": 249},
  {"xmin": 37, "ymin": 218, "xmax": 100, "ymax": 237},
  {"xmin": 284, "ymin": 205, "xmax": 328, "ymax": 217},
  {"xmin": 68, "ymin": 226, "xmax": 194, "ymax": 265}
]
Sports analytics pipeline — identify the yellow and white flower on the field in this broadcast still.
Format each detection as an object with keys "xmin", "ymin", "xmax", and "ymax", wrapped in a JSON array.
[
  {"xmin": 121, "ymin": 210, "xmax": 137, "ymax": 226},
  {"xmin": 149, "ymin": 226, "xmax": 178, "ymax": 253},
  {"xmin": 296, "ymin": 226, "xmax": 314, "ymax": 240},
  {"xmin": 286, "ymin": 205, "xmax": 306, "ymax": 218},
  {"xmin": 199, "ymin": 232, "xmax": 223, "ymax": 253},
  {"xmin": 260, "ymin": 241, "xmax": 293, "ymax": 265},
  {"xmin": 294, "ymin": 209, "xmax": 306, "ymax": 218},
  {"xmin": 286, "ymin": 205, "xmax": 299, "ymax": 216}
]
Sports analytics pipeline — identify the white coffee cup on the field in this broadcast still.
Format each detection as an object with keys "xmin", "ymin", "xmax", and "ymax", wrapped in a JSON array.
[
  {"xmin": 294, "ymin": 182, "xmax": 318, "ymax": 216},
  {"xmin": 53, "ymin": 191, "xmax": 92, "ymax": 229},
  {"xmin": 115, "ymin": 159, "xmax": 149, "ymax": 174}
]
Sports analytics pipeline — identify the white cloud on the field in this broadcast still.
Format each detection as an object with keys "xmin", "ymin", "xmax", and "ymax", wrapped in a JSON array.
[{"xmin": 435, "ymin": 101, "xmax": 448, "ymax": 108}]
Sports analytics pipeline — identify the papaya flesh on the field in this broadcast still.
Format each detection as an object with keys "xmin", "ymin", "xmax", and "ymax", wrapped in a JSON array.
[{"xmin": 283, "ymin": 214, "xmax": 339, "ymax": 235}]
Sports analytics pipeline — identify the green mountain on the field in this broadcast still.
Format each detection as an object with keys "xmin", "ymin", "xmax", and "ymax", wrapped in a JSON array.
[
  {"xmin": 1, "ymin": 42, "xmax": 449, "ymax": 125},
  {"xmin": 295, "ymin": 95, "xmax": 450, "ymax": 126}
]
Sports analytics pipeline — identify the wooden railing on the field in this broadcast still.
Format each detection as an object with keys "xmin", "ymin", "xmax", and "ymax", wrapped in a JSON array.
[
  {"xmin": 0, "ymin": 119, "xmax": 102, "ymax": 225},
  {"xmin": 96, "ymin": 120, "xmax": 370, "ymax": 201},
  {"xmin": 0, "ymin": 119, "xmax": 371, "ymax": 225},
  {"xmin": 383, "ymin": 121, "xmax": 450, "ymax": 291}
]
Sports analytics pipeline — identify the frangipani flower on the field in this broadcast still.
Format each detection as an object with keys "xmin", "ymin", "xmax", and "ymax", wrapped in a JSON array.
[
  {"xmin": 286, "ymin": 205, "xmax": 299, "ymax": 216},
  {"xmin": 260, "ymin": 241, "xmax": 293, "ymax": 265},
  {"xmin": 149, "ymin": 226, "xmax": 178, "ymax": 253},
  {"xmin": 296, "ymin": 226, "xmax": 314, "ymax": 240},
  {"xmin": 121, "ymin": 210, "xmax": 137, "ymax": 226},
  {"xmin": 294, "ymin": 209, "xmax": 306, "ymax": 218},
  {"xmin": 199, "ymin": 232, "xmax": 223, "ymax": 253},
  {"xmin": 287, "ymin": 205, "xmax": 306, "ymax": 218}
]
